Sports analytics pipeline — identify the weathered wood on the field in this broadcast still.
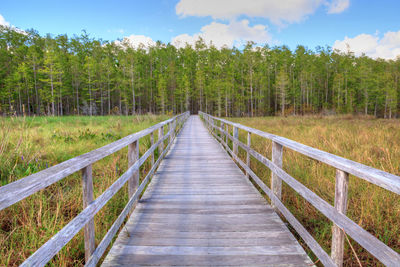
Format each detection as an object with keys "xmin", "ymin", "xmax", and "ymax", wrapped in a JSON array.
[
  {"xmin": 331, "ymin": 169, "xmax": 349, "ymax": 267},
  {"xmin": 200, "ymin": 111, "xmax": 400, "ymax": 266},
  {"xmin": 102, "ymin": 116, "xmax": 312, "ymax": 267},
  {"xmin": 0, "ymin": 112, "xmax": 189, "ymax": 211},
  {"xmin": 158, "ymin": 126, "xmax": 164, "ymax": 154},
  {"xmin": 271, "ymin": 141, "xmax": 283, "ymax": 206},
  {"xmin": 169, "ymin": 122, "xmax": 174, "ymax": 144},
  {"xmin": 150, "ymin": 132, "xmax": 154, "ymax": 166},
  {"xmin": 128, "ymin": 140, "xmax": 140, "ymax": 198},
  {"xmin": 246, "ymin": 131, "xmax": 251, "ymax": 179},
  {"xmin": 200, "ymin": 112, "xmax": 400, "ymax": 195},
  {"xmin": 225, "ymin": 148, "xmax": 336, "ymax": 267},
  {"xmin": 86, "ymin": 135, "xmax": 174, "ymax": 267},
  {"xmin": 82, "ymin": 165, "xmax": 95, "ymax": 263},
  {"xmin": 20, "ymin": 112, "xmax": 190, "ymax": 267},
  {"xmin": 222, "ymin": 132, "xmax": 400, "ymax": 266},
  {"xmin": 233, "ymin": 126, "xmax": 238, "ymax": 155}
]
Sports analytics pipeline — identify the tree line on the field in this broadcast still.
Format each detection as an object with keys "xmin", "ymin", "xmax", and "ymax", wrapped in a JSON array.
[{"xmin": 1, "ymin": 26, "xmax": 399, "ymax": 118}]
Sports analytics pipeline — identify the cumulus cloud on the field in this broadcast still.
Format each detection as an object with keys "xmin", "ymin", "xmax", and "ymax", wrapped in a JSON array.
[
  {"xmin": 327, "ymin": 0, "xmax": 350, "ymax": 14},
  {"xmin": 333, "ymin": 31, "xmax": 400, "ymax": 60},
  {"xmin": 0, "ymin": 14, "xmax": 11, "ymax": 27},
  {"xmin": 172, "ymin": 19, "xmax": 271, "ymax": 49},
  {"xmin": 176, "ymin": 0, "xmax": 349, "ymax": 25},
  {"xmin": 115, "ymin": 34, "xmax": 156, "ymax": 49}
]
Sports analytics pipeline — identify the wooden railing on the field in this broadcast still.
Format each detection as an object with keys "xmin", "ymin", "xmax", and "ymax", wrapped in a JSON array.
[
  {"xmin": 199, "ymin": 111, "xmax": 400, "ymax": 267},
  {"xmin": 0, "ymin": 111, "xmax": 190, "ymax": 267}
]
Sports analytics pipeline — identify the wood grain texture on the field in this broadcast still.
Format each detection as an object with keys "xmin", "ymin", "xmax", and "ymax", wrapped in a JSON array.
[
  {"xmin": 200, "ymin": 112, "xmax": 400, "ymax": 267},
  {"xmin": 128, "ymin": 140, "xmax": 139, "ymax": 198},
  {"xmin": 200, "ymin": 112, "xmax": 400, "ymax": 195},
  {"xmin": 271, "ymin": 141, "xmax": 283, "ymax": 206},
  {"xmin": 82, "ymin": 165, "xmax": 95, "ymax": 263},
  {"xmin": 150, "ymin": 132, "xmax": 154, "ymax": 166},
  {"xmin": 19, "ymin": 112, "xmax": 189, "ymax": 267},
  {"xmin": 102, "ymin": 116, "xmax": 312, "ymax": 267},
  {"xmin": 0, "ymin": 112, "xmax": 189, "ymax": 211},
  {"xmin": 331, "ymin": 169, "xmax": 349, "ymax": 267}
]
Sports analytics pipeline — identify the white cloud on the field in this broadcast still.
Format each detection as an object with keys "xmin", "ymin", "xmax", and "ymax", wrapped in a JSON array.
[
  {"xmin": 176, "ymin": 0, "xmax": 349, "ymax": 25},
  {"xmin": 172, "ymin": 19, "xmax": 271, "ymax": 49},
  {"xmin": 115, "ymin": 34, "xmax": 156, "ymax": 49},
  {"xmin": 333, "ymin": 31, "xmax": 400, "ymax": 59},
  {"xmin": 327, "ymin": 0, "xmax": 350, "ymax": 14},
  {"xmin": 0, "ymin": 14, "xmax": 10, "ymax": 27}
]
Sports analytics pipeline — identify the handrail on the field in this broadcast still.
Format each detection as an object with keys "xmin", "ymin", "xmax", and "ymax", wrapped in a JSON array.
[
  {"xmin": 2, "ymin": 111, "xmax": 190, "ymax": 266},
  {"xmin": 199, "ymin": 111, "xmax": 400, "ymax": 267},
  {"xmin": 0, "ymin": 114, "xmax": 186, "ymax": 210}
]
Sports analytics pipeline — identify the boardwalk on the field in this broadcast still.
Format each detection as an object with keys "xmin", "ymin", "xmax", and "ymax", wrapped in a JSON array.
[{"xmin": 102, "ymin": 116, "xmax": 313, "ymax": 266}]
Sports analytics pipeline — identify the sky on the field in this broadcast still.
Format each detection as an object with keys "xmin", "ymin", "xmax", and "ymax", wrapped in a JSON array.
[{"xmin": 1, "ymin": 0, "xmax": 400, "ymax": 59}]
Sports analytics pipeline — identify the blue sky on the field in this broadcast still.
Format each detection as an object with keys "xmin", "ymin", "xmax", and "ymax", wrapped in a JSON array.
[{"xmin": 1, "ymin": 0, "xmax": 400, "ymax": 59}]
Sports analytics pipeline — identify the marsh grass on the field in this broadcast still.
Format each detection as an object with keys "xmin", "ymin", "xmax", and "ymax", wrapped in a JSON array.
[
  {"xmin": 226, "ymin": 115, "xmax": 400, "ymax": 266},
  {"xmin": 0, "ymin": 114, "xmax": 169, "ymax": 266}
]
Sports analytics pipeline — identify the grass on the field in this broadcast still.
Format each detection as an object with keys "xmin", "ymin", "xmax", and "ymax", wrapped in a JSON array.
[
  {"xmin": 225, "ymin": 115, "xmax": 400, "ymax": 266},
  {"xmin": 1, "ymin": 114, "xmax": 399, "ymax": 266},
  {"xmin": 0, "ymin": 114, "xmax": 170, "ymax": 266}
]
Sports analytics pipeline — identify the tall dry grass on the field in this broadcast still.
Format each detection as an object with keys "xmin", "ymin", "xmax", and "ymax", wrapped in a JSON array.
[
  {"xmin": 0, "ymin": 114, "xmax": 169, "ymax": 266},
  {"xmin": 227, "ymin": 115, "xmax": 400, "ymax": 266}
]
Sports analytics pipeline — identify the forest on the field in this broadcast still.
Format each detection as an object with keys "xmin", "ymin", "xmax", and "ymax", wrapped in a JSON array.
[{"xmin": 0, "ymin": 25, "xmax": 399, "ymax": 118}]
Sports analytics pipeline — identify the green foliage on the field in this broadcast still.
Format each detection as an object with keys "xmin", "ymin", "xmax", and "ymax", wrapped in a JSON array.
[{"xmin": 0, "ymin": 26, "xmax": 399, "ymax": 118}]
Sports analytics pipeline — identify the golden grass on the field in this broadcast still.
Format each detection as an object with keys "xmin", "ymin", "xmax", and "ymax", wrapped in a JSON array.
[
  {"xmin": 227, "ymin": 115, "xmax": 400, "ymax": 266},
  {"xmin": 0, "ymin": 114, "xmax": 169, "ymax": 266}
]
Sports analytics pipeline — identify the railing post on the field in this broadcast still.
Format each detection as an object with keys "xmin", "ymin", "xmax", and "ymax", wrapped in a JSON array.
[
  {"xmin": 150, "ymin": 132, "xmax": 154, "ymax": 167},
  {"xmin": 82, "ymin": 164, "xmax": 95, "ymax": 263},
  {"xmin": 158, "ymin": 126, "xmax": 164, "ymax": 154},
  {"xmin": 246, "ymin": 132, "xmax": 251, "ymax": 178},
  {"xmin": 169, "ymin": 122, "xmax": 174, "ymax": 144},
  {"xmin": 233, "ymin": 126, "xmax": 238, "ymax": 156},
  {"xmin": 271, "ymin": 141, "xmax": 283, "ymax": 206},
  {"xmin": 221, "ymin": 122, "xmax": 225, "ymax": 148},
  {"xmin": 331, "ymin": 169, "xmax": 349, "ymax": 267},
  {"xmin": 128, "ymin": 140, "xmax": 139, "ymax": 198},
  {"xmin": 225, "ymin": 124, "xmax": 228, "ymax": 148}
]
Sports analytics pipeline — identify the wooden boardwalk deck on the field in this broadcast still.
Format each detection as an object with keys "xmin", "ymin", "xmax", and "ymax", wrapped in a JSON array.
[{"xmin": 102, "ymin": 116, "xmax": 313, "ymax": 266}]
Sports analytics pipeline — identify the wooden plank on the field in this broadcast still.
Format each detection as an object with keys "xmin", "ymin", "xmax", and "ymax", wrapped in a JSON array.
[
  {"xmin": 82, "ymin": 164, "xmax": 95, "ymax": 263},
  {"xmin": 227, "ymin": 148, "xmax": 336, "ymax": 267},
  {"xmin": 124, "ymin": 236, "xmax": 297, "ymax": 247},
  {"xmin": 150, "ymin": 132, "xmax": 154, "ymax": 166},
  {"xmin": 102, "ymin": 115, "xmax": 312, "ymax": 267},
  {"xmin": 246, "ymin": 131, "xmax": 251, "ymax": 178},
  {"xmin": 107, "ymin": 244, "xmax": 306, "ymax": 256},
  {"xmin": 158, "ymin": 126, "xmax": 164, "ymax": 153},
  {"xmin": 331, "ymin": 169, "xmax": 349, "ymax": 267},
  {"xmin": 225, "ymin": 136, "xmax": 400, "ymax": 266},
  {"xmin": 86, "ymin": 135, "xmax": 176, "ymax": 267},
  {"xmin": 202, "ymin": 112, "xmax": 400, "ymax": 195},
  {"xmin": 271, "ymin": 141, "xmax": 283, "ymax": 206},
  {"xmin": 20, "ymin": 119, "xmax": 183, "ymax": 267},
  {"xmin": 0, "ymin": 112, "xmax": 189, "ymax": 211},
  {"xmin": 233, "ymin": 126, "xmax": 238, "ymax": 155},
  {"xmin": 102, "ymin": 254, "xmax": 312, "ymax": 266},
  {"xmin": 128, "ymin": 140, "xmax": 139, "ymax": 198}
]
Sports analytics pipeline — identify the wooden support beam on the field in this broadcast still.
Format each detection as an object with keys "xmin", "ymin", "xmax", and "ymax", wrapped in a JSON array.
[
  {"xmin": 128, "ymin": 140, "xmax": 139, "ymax": 198},
  {"xmin": 246, "ymin": 132, "xmax": 251, "ymax": 179},
  {"xmin": 233, "ymin": 126, "xmax": 238, "ymax": 155},
  {"xmin": 82, "ymin": 164, "xmax": 95, "ymax": 263},
  {"xmin": 271, "ymin": 141, "xmax": 283, "ymax": 207},
  {"xmin": 169, "ymin": 122, "xmax": 174, "ymax": 144},
  {"xmin": 331, "ymin": 169, "xmax": 349, "ymax": 267},
  {"xmin": 158, "ymin": 126, "xmax": 164, "ymax": 154},
  {"xmin": 150, "ymin": 132, "xmax": 154, "ymax": 167},
  {"xmin": 225, "ymin": 124, "xmax": 228, "ymax": 149}
]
